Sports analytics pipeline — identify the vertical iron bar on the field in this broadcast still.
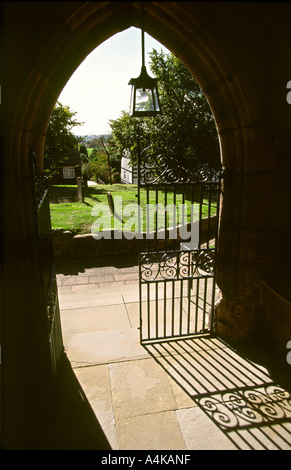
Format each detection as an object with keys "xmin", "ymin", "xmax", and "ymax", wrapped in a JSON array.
[
  {"xmin": 203, "ymin": 277, "xmax": 208, "ymax": 331},
  {"xmin": 173, "ymin": 185, "xmax": 177, "ymax": 219},
  {"xmin": 173, "ymin": 185, "xmax": 177, "ymax": 246},
  {"xmin": 147, "ymin": 282, "xmax": 150, "ymax": 340},
  {"xmin": 190, "ymin": 182, "xmax": 195, "ymax": 290},
  {"xmin": 155, "ymin": 282, "xmax": 159, "ymax": 338},
  {"xmin": 146, "ymin": 185, "xmax": 149, "ymax": 241},
  {"xmin": 207, "ymin": 184, "xmax": 212, "ymax": 249},
  {"xmin": 179, "ymin": 279, "xmax": 183, "ymax": 335},
  {"xmin": 155, "ymin": 185, "xmax": 158, "ymax": 251},
  {"xmin": 199, "ymin": 183, "xmax": 203, "ymax": 249},
  {"xmin": 176, "ymin": 250, "xmax": 181, "ymax": 336},
  {"xmin": 164, "ymin": 184, "xmax": 168, "ymax": 250},
  {"xmin": 187, "ymin": 253, "xmax": 191, "ymax": 334},
  {"xmin": 171, "ymin": 280, "xmax": 175, "ymax": 336},
  {"xmin": 182, "ymin": 182, "xmax": 185, "ymax": 238},
  {"xmin": 195, "ymin": 276, "xmax": 199, "ymax": 333},
  {"xmin": 164, "ymin": 281, "xmax": 167, "ymax": 337}
]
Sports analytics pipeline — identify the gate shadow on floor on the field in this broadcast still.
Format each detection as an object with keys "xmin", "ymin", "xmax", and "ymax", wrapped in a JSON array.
[{"xmin": 143, "ymin": 336, "xmax": 291, "ymax": 450}]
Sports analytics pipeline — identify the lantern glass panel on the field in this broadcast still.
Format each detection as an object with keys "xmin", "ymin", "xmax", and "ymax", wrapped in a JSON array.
[
  {"xmin": 153, "ymin": 87, "xmax": 161, "ymax": 112},
  {"xmin": 129, "ymin": 85, "xmax": 135, "ymax": 116},
  {"xmin": 135, "ymin": 88, "xmax": 153, "ymax": 113}
]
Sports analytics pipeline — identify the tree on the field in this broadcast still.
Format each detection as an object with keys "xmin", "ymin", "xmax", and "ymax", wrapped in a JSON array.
[
  {"xmin": 81, "ymin": 135, "xmax": 120, "ymax": 184},
  {"xmin": 109, "ymin": 111, "xmax": 139, "ymax": 162},
  {"xmin": 109, "ymin": 50, "xmax": 221, "ymax": 180},
  {"xmin": 88, "ymin": 138, "xmax": 99, "ymax": 148},
  {"xmin": 87, "ymin": 152, "xmax": 110, "ymax": 183},
  {"xmin": 43, "ymin": 101, "xmax": 83, "ymax": 176},
  {"xmin": 79, "ymin": 144, "xmax": 89, "ymax": 163}
]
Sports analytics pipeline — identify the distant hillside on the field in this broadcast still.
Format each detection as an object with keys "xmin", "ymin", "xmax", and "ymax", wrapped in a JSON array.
[
  {"xmin": 77, "ymin": 134, "xmax": 113, "ymax": 150},
  {"xmin": 78, "ymin": 134, "xmax": 112, "ymax": 143},
  {"xmin": 78, "ymin": 135, "xmax": 99, "ymax": 142}
]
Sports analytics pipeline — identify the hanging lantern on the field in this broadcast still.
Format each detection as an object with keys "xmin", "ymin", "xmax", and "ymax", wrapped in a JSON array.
[
  {"xmin": 129, "ymin": 65, "xmax": 161, "ymax": 117},
  {"xmin": 128, "ymin": 14, "xmax": 161, "ymax": 117}
]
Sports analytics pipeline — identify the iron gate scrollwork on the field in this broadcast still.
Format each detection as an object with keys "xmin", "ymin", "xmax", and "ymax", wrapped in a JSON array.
[
  {"xmin": 140, "ymin": 248, "xmax": 215, "ymax": 282},
  {"xmin": 138, "ymin": 147, "xmax": 194, "ymax": 185},
  {"xmin": 137, "ymin": 145, "xmax": 220, "ymax": 344}
]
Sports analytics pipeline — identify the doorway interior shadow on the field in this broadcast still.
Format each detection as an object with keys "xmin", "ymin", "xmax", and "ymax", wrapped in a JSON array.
[
  {"xmin": 143, "ymin": 335, "xmax": 291, "ymax": 450},
  {"xmin": 47, "ymin": 353, "xmax": 112, "ymax": 450}
]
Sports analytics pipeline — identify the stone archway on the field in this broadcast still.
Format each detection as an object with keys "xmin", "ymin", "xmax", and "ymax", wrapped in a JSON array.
[
  {"xmin": 6, "ymin": 2, "xmax": 288, "ymax": 448},
  {"xmin": 9, "ymin": 3, "xmax": 257, "ymax": 172},
  {"xmin": 5, "ymin": 2, "xmax": 264, "ymax": 342}
]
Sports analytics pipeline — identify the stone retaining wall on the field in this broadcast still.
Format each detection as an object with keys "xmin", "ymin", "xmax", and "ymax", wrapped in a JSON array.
[
  {"xmin": 52, "ymin": 229, "xmax": 179, "ymax": 258},
  {"xmin": 52, "ymin": 216, "xmax": 217, "ymax": 258}
]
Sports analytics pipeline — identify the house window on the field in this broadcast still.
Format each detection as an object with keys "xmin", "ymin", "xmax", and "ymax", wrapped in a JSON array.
[{"xmin": 63, "ymin": 167, "xmax": 75, "ymax": 179}]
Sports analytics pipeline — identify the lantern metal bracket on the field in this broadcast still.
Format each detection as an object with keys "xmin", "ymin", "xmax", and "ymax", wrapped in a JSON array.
[{"xmin": 128, "ymin": 6, "xmax": 162, "ymax": 117}]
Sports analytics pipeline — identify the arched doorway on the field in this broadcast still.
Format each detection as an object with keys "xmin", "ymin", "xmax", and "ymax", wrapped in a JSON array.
[
  {"xmin": 5, "ymin": 2, "xmax": 279, "ymax": 448},
  {"xmin": 6, "ymin": 1, "xmax": 259, "ymax": 338}
]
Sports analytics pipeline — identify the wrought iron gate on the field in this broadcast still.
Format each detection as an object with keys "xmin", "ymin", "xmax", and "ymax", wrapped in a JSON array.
[{"xmin": 137, "ymin": 147, "xmax": 220, "ymax": 344}]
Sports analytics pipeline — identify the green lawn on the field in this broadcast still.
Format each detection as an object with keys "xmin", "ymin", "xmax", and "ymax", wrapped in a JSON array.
[{"xmin": 49, "ymin": 183, "xmax": 217, "ymax": 235}]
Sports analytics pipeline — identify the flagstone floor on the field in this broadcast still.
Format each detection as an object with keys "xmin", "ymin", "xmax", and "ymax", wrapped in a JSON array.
[{"xmin": 54, "ymin": 254, "xmax": 291, "ymax": 451}]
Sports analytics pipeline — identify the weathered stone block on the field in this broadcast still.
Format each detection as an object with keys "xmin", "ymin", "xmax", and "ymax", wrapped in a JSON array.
[
  {"xmin": 215, "ymin": 295, "xmax": 255, "ymax": 340},
  {"xmin": 263, "ymin": 281, "xmax": 291, "ymax": 360}
]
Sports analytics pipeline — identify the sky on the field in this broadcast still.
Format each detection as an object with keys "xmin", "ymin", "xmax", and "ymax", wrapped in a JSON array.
[{"xmin": 58, "ymin": 27, "xmax": 170, "ymax": 136}]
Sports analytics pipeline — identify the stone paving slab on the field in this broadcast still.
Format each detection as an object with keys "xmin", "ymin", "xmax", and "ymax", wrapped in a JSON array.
[
  {"xmin": 124, "ymin": 302, "xmax": 140, "ymax": 329},
  {"xmin": 167, "ymin": 375, "xmax": 197, "ymax": 409},
  {"xmin": 58, "ymin": 287, "xmax": 127, "ymax": 310},
  {"xmin": 109, "ymin": 358, "xmax": 178, "ymax": 419},
  {"xmin": 63, "ymin": 328, "xmax": 148, "ymax": 367},
  {"xmin": 175, "ymin": 407, "xmax": 237, "ymax": 450},
  {"xmin": 115, "ymin": 411, "xmax": 187, "ymax": 450},
  {"xmin": 74, "ymin": 364, "xmax": 118, "ymax": 449},
  {"xmin": 60, "ymin": 304, "xmax": 130, "ymax": 334}
]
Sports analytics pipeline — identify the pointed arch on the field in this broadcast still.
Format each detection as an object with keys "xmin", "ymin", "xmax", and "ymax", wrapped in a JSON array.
[{"xmin": 8, "ymin": 2, "xmax": 255, "ymax": 174}]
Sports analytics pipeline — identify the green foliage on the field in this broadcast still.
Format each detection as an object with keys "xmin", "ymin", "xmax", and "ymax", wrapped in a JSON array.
[
  {"xmin": 110, "ymin": 111, "xmax": 138, "ymax": 156},
  {"xmin": 109, "ymin": 50, "xmax": 221, "ymax": 180},
  {"xmin": 88, "ymin": 151, "xmax": 111, "ymax": 183},
  {"xmin": 82, "ymin": 135, "xmax": 121, "ymax": 184},
  {"xmin": 79, "ymin": 144, "xmax": 89, "ymax": 163},
  {"xmin": 44, "ymin": 101, "xmax": 83, "ymax": 176}
]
